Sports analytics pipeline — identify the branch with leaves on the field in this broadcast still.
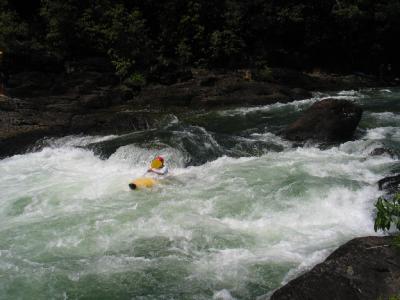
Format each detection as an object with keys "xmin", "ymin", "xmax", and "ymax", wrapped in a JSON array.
[{"xmin": 374, "ymin": 193, "xmax": 400, "ymax": 232}]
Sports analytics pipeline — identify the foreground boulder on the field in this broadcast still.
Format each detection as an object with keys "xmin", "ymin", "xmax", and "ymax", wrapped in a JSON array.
[
  {"xmin": 271, "ymin": 236, "xmax": 400, "ymax": 300},
  {"xmin": 284, "ymin": 99, "xmax": 362, "ymax": 142}
]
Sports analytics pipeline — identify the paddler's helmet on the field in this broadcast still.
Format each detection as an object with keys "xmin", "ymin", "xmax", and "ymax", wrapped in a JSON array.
[{"xmin": 151, "ymin": 156, "xmax": 164, "ymax": 169}]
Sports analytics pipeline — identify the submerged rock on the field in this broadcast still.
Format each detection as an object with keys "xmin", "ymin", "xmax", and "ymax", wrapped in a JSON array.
[
  {"xmin": 270, "ymin": 236, "xmax": 400, "ymax": 300},
  {"xmin": 284, "ymin": 99, "xmax": 362, "ymax": 142},
  {"xmin": 370, "ymin": 147, "xmax": 398, "ymax": 159}
]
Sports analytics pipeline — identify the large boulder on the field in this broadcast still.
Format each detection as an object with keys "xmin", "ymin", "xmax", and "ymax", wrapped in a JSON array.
[
  {"xmin": 284, "ymin": 99, "xmax": 362, "ymax": 142},
  {"xmin": 270, "ymin": 236, "xmax": 400, "ymax": 300}
]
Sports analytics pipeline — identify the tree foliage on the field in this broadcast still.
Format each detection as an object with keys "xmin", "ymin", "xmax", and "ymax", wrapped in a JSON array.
[
  {"xmin": 374, "ymin": 193, "xmax": 400, "ymax": 232},
  {"xmin": 1, "ymin": 0, "xmax": 400, "ymax": 79},
  {"xmin": 0, "ymin": 0, "xmax": 30, "ymax": 53}
]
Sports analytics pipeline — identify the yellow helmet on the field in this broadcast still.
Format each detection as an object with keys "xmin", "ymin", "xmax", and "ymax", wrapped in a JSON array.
[{"xmin": 151, "ymin": 156, "xmax": 164, "ymax": 169}]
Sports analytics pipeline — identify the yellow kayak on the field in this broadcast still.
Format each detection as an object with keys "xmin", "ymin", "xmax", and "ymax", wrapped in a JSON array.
[{"xmin": 129, "ymin": 177, "xmax": 157, "ymax": 190}]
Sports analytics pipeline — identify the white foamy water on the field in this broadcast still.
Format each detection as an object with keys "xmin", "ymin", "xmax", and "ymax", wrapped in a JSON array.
[
  {"xmin": 0, "ymin": 88, "xmax": 399, "ymax": 299},
  {"xmin": 370, "ymin": 112, "xmax": 400, "ymax": 122}
]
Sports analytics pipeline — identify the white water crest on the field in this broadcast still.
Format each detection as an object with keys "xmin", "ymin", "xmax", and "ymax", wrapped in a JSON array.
[{"xmin": 0, "ymin": 88, "xmax": 399, "ymax": 299}]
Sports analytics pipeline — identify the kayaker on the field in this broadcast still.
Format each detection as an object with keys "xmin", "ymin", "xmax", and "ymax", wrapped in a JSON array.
[
  {"xmin": 128, "ymin": 156, "xmax": 168, "ymax": 190},
  {"xmin": 147, "ymin": 156, "xmax": 168, "ymax": 176}
]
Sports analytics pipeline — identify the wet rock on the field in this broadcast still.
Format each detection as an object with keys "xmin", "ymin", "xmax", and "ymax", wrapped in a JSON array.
[
  {"xmin": 6, "ymin": 70, "xmax": 118, "ymax": 99},
  {"xmin": 370, "ymin": 147, "xmax": 398, "ymax": 158},
  {"xmin": 270, "ymin": 236, "xmax": 400, "ymax": 300},
  {"xmin": 0, "ymin": 128, "xmax": 62, "ymax": 158},
  {"xmin": 0, "ymin": 91, "xmax": 157, "ymax": 158},
  {"xmin": 61, "ymin": 72, "xmax": 118, "ymax": 95},
  {"xmin": 70, "ymin": 111, "xmax": 154, "ymax": 135},
  {"xmin": 201, "ymin": 80, "xmax": 293, "ymax": 106},
  {"xmin": 200, "ymin": 76, "xmax": 218, "ymax": 87},
  {"xmin": 284, "ymin": 99, "xmax": 362, "ymax": 142},
  {"xmin": 253, "ymin": 67, "xmax": 380, "ymax": 90},
  {"xmin": 79, "ymin": 92, "xmax": 111, "ymax": 109},
  {"xmin": 286, "ymin": 87, "xmax": 310, "ymax": 99},
  {"xmin": 138, "ymin": 82, "xmax": 197, "ymax": 107},
  {"xmin": 138, "ymin": 72, "xmax": 312, "ymax": 108},
  {"xmin": 0, "ymin": 95, "xmax": 16, "ymax": 111},
  {"xmin": 378, "ymin": 174, "xmax": 400, "ymax": 194},
  {"xmin": 0, "ymin": 66, "xmax": 380, "ymax": 158},
  {"xmin": 265, "ymin": 68, "xmax": 318, "ymax": 89}
]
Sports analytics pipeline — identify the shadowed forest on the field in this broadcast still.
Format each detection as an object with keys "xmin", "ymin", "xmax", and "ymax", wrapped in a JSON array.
[{"xmin": 1, "ymin": 0, "xmax": 399, "ymax": 82}]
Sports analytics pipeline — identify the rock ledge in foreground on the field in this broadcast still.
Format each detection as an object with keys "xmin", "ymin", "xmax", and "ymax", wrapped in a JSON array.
[{"xmin": 270, "ymin": 236, "xmax": 400, "ymax": 300}]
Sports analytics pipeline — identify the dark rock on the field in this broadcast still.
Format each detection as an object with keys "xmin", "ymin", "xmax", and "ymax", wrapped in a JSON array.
[
  {"xmin": 0, "ymin": 92, "xmax": 157, "ymax": 158},
  {"xmin": 137, "ymin": 73, "xmax": 310, "ymax": 108},
  {"xmin": 199, "ymin": 92, "xmax": 290, "ymax": 107},
  {"xmin": 218, "ymin": 81, "xmax": 275, "ymax": 96},
  {"xmin": 68, "ymin": 72, "xmax": 118, "ymax": 94},
  {"xmin": 0, "ymin": 67, "xmax": 382, "ymax": 158},
  {"xmin": 302, "ymin": 72, "xmax": 380, "ymax": 91},
  {"xmin": 70, "ymin": 111, "xmax": 154, "ymax": 135},
  {"xmin": 0, "ymin": 128, "xmax": 63, "ymax": 158},
  {"xmin": 267, "ymin": 68, "xmax": 317, "ymax": 89},
  {"xmin": 6, "ymin": 71, "xmax": 118, "ymax": 99},
  {"xmin": 79, "ymin": 93, "xmax": 110, "ymax": 109},
  {"xmin": 284, "ymin": 99, "xmax": 363, "ymax": 142},
  {"xmin": 139, "ymin": 82, "xmax": 198, "ymax": 107},
  {"xmin": 378, "ymin": 174, "xmax": 400, "ymax": 194},
  {"xmin": 252, "ymin": 67, "xmax": 380, "ymax": 91},
  {"xmin": 0, "ymin": 95, "xmax": 15, "ymax": 111},
  {"xmin": 270, "ymin": 236, "xmax": 400, "ymax": 300},
  {"xmin": 370, "ymin": 147, "xmax": 398, "ymax": 158},
  {"xmin": 287, "ymin": 87, "xmax": 311, "ymax": 99},
  {"xmin": 200, "ymin": 76, "xmax": 218, "ymax": 87}
]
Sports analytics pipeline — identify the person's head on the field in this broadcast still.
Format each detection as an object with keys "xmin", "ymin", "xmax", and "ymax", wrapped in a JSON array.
[{"xmin": 150, "ymin": 156, "xmax": 164, "ymax": 169}]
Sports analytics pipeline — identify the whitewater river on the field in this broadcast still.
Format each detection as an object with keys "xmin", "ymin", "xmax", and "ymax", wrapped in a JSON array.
[{"xmin": 0, "ymin": 88, "xmax": 399, "ymax": 299}]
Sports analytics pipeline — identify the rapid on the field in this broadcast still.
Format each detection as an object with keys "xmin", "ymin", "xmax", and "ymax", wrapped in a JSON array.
[{"xmin": 0, "ymin": 88, "xmax": 399, "ymax": 299}]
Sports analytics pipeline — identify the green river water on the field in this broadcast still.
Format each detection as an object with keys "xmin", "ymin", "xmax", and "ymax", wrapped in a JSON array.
[{"xmin": 0, "ymin": 88, "xmax": 399, "ymax": 299}]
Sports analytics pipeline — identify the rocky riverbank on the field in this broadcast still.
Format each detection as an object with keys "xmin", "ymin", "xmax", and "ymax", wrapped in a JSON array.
[
  {"xmin": 270, "ymin": 235, "xmax": 400, "ymax": 300},
  {"xmin": 0, "ymin": 62, "xmax": 383, "ymax": 158}
]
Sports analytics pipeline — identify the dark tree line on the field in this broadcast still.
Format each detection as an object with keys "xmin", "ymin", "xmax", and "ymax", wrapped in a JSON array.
[{"xmin": 1, "ymin": 0, "xmax": 399, "ymax": 80}]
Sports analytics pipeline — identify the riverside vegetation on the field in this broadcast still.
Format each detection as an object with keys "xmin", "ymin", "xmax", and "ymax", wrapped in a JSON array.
[
  {"xmin": 375, "ymin": 193, "xmax": 400, "ymax": 233},
  {"xmin": 1, "ymin": 0, "xmax": 400, "ymax": 80},
  {"xmin": 375, "ymin": 191, "xmax": 400, "ymax": 255}
]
